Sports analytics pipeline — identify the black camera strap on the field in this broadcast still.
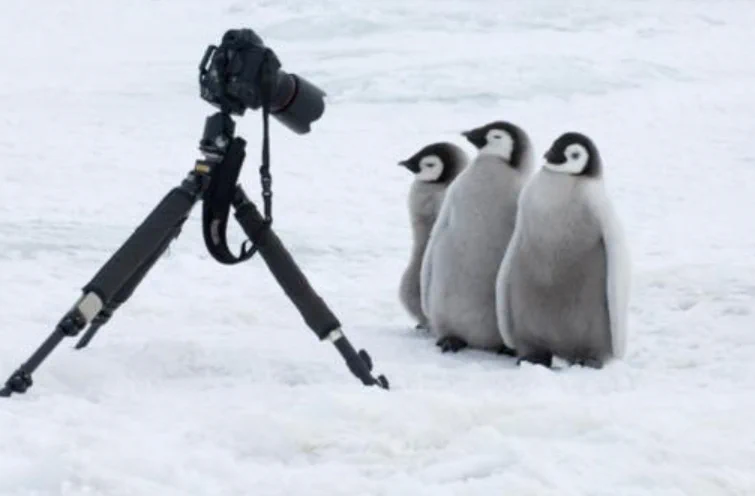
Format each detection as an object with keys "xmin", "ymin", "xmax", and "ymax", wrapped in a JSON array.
[
  {"xmin": 200, "ymin": 56, "xmax": 275, "ymax": 265},
  {"xmin": 259, "ymin": 96, "xmax": 273, "ymax": 225},
  {"xmin": 201, "ymin": 136, "xmax": 257, "ymax": 265}
]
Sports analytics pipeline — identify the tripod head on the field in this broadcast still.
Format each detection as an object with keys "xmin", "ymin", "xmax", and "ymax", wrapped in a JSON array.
[{"xmin": 199, "ymin": 111, "xmax": 236, "ymax": 159}]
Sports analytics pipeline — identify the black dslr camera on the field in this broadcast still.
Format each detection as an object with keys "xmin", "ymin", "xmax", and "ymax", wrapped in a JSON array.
[{"xmin": 199, "ymin": 28, "xmax": 326, "ymax": 134}]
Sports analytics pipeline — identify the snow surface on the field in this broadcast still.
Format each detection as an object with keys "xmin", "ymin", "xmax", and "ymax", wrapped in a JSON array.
[{"xmin": 2, "ymin": 0, "xmax": 755, "ymax": 494}]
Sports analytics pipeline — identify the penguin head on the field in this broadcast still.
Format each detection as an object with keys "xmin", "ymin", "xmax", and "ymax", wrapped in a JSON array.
[
  {"xmin": 398, "ymin": 142, "xmax": 468, "ymax": 184},
  {"xmin": 461, "ymin": 120, "xmax": 526, "ymax": 167},
  {"xmin": 543, "ymin": 132, "xmax": 602, "ymax": 177}
]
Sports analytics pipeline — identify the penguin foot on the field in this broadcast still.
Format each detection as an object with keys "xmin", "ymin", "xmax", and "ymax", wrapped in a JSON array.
[
  {"xmin": 436, "ymin": 336, "xmax": 468, "ymax": 353},
  {"xmin": 574, "ymin": 357, "xmax": 604, "ymax": 369},
  {"xmin": 497, "ymin": 344, "xmax": 517, "ymax": 357},
  {"xmin": 517, "ymin": 351, "xmax": 553, "ymax": 368}
]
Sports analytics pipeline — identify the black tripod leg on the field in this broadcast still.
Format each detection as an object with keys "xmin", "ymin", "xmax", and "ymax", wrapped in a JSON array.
[
  {"xmin": 74, "ymin": 227, "xmax": 180, "ymax": 350},
  {"xmin": 232, "ymin": 186, "xmax": 389, "ymax": 390},
  {"xmin": 0, "ymin": 174, "xmax": 205, "ymax": 398}
]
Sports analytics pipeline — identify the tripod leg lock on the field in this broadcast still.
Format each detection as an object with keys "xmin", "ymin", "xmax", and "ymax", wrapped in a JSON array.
[
  {"xmin": 324, "ymin": 328, "xmax": 344, "ymax": 343},
  {"xmin": 76, "ymin": 293, "xmax": 105, "ymax": 323},
  {"xmin": 58, "ymin": 293, "xmax": 104, "ymax": 337},
  {"xmin": 57, "ymin": 310, "xmax": 88, "ymax": 337}
]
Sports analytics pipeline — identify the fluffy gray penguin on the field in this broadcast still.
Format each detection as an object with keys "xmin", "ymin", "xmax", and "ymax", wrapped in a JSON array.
[
  {"xmin": 420, "ymin": 120, "xmax": 534, "ymax": 353},
  {"xmin": 397, "ymin": 141, "xmax": 469, "ymax": 330},
  {"xmin": 495, "ymin": 131, "xmax": 631, "ymax": 368}
]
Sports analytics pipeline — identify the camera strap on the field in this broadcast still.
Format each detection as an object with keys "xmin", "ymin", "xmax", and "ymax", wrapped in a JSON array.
[
  {"xmin": 259, "ymin": 97, "xmax": 273, "ymax": 225},
  {"xmin": 200, "ymin": 100, "xmax": 274, "ymax": 265},
  {"xmin": 201, "ymin": 135, "xmax": 257, "ymax": 265}
]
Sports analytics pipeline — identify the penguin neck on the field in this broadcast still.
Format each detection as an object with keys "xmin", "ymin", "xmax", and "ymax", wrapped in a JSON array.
[
  {"xmin": 470, "ymin": 154, "xmax": 528, "ymax": 188},
  {"xmin": 477, "ymin": 150, "xmax": 516, "ymax": 168},
  {"xmin": 529, "ymin": 169, "xmax": 585, "ymax": 205}
]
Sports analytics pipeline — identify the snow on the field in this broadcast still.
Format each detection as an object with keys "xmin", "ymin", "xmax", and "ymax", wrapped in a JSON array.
[{"xmin": 2, "ymin": 0, "xmax": 755, "ymax": 493}]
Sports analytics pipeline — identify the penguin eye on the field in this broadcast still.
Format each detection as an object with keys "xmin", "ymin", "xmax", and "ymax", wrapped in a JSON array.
[
  {"xmin": 419, "ymin": 156, "xmax": 443, "ymax": 171},
  {"xmin": 570, "ymin": 151, "xmax": 580, "ymax": 160}
]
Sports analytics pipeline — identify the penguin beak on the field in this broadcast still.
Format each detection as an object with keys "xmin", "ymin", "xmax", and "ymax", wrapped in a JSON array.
[
  {"xmin": 398, "ymin": 159, "xmax": 419, "ymax": 173},
  {"xmin": 461, "ymin": 128, "xmax": 486, "ymax": 149}
]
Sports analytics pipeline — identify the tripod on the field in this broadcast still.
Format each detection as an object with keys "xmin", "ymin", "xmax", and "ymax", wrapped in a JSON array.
[{"xmin": 0, "ymin": 111, "xmax": 389, "ymax": 398}]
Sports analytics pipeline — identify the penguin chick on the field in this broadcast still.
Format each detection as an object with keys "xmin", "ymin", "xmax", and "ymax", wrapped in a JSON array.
[
  {"xmin": 420, "ymin": 120, "xmax": 534, "ymax": 353},
  {"xmin": 496, "ymin": 131, "xmax": 631, "ymax": 369},
  {"xmin": 398, "ymin": 141, "xmax": 468, "ymax": 330}
]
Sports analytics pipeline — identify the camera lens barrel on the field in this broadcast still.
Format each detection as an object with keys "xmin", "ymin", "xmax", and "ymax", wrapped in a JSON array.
[
  {"xmin": 270, "ymin": 71, "xmax": 297, "ymax": 113},
  {"xmin": 270, "ymin": 72, "xmax": 326, "ymax": 135}
]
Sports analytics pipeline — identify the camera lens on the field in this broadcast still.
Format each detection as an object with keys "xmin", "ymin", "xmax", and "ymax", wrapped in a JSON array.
[{"xmin": 269, "ymin": 71, "xmax": 326, "ymax": 135}]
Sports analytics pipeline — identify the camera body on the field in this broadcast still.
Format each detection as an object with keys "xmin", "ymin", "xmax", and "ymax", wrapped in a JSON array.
[{"xmin": 199, "ymin": 29, "xmax": 326, "ymax": 134}]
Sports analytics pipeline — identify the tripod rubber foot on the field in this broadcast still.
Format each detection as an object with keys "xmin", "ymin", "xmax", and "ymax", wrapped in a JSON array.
[
  {"xmin": 375, "ymin": 374, "xmax": 389, "ymax": 389},
  {"xmin": 355, "ymin": 348, "xmax": 389, "ymax": 390},
  {"xmin": 0, "ymin": 369, "xmax": 33, "ymax": 397},
  {"xmin": 356, "ymin": 349, "xmax": 389, "ymax": 389}
]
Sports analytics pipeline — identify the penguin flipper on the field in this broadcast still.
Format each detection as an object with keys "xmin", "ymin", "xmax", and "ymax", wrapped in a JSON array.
[
  {"xmin": 419, "ymin": 194, "xmax": 451, "ymax": 317},
  {"xmin": 495, "ymin": 183, "xmax": 530, "ymax": 350},
  {"xmin": 585, "ymin": 181, "xmax": 631, "ymax": 359},
  {"xmin": 418, "ymin": 226, "xmax": 438, "ymax": 318},
  {"xmin": 418, "ymin": 255, "xmax": 432, "ymax": 319}
]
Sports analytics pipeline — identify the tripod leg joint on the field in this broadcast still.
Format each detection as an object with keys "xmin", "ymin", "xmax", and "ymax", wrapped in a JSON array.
[
  {"xmin": 77, "ymin": 293, "xmax": 104, "ymax": 322},
  {"xmin": 324, "ymin": 328, "xmax": 344, "ymax": 343},
  {"xmin": 56, "ymin": 310, "xmax": 87, "ymax": 337},
  {"xmin": 57, "ymin": 293, "xmax": 103, "ymax": 337}
]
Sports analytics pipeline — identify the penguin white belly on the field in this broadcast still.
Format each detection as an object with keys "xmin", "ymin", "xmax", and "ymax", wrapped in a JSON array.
[
  {"xmin": 502, "ymin": 177, "xmax": 613, "ymax": 364},
  {"xmin": 421, "ymin": 161, "xmax": 521, "ymax": 350}
]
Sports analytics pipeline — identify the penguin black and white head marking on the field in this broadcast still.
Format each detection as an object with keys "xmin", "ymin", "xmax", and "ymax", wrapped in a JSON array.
[
  {"xmin": 461, "ymin": 120, "xmax": 526, "ymax": 166},
  {"xmin": 543, "ymin": 132, "xmax": 602, "ymax": 177},
  {"xmin": 398, "ymin": 142, "xmax": 465, "ymax": 184}
]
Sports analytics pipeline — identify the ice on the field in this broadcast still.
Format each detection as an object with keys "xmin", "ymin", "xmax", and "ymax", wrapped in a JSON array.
[{"xmin": 1, "ymin": 0, "xmax": 755, "ymax": 494}]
